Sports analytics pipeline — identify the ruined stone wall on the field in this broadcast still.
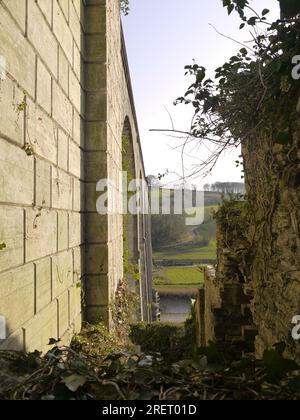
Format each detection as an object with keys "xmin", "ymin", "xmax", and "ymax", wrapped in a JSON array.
[
  {"xmin": 201, "ymin": 112, "xmax": 300, "ymax": 361},
  {"xmin": 0, "ymin": 0, "xmax": 84, "ymax": 352},
  {"xmin": 201, "ymin": 211, "xmax": 256, "ymax": 357},
  {"xmin": 0, "ymin": 0, "xmax": 152, "ymax": 352},
  {"xmin": 243, "ymin": 119, "xmax": 300, "ymax": 361}
]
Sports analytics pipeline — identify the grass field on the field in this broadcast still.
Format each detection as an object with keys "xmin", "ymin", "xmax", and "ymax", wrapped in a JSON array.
[
  {"xmin": 154, "ymin": 266, "xmax": 204, "ymax": 289},
  {"xmin": 154, "ymin": 240, "xmax": 216, "ymax": 261}
]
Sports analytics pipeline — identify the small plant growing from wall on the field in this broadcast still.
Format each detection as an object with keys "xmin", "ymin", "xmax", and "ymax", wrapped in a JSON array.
[
  {"xmin": 0, "ymin": 242, "xmax": 6, "ymax": 251},
  {"xmin": 23, "ymin": 142, "xmax": 35, "ymax": 156}
]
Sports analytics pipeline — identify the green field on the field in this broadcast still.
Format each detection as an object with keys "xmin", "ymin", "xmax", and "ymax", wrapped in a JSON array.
[
  {"xmin": 154, "ymin": 266, "xmax": 204, "ymax": 288},
  {"xmin": 154, "ymin": 240, "xmax": 216, "ymax": 261}
]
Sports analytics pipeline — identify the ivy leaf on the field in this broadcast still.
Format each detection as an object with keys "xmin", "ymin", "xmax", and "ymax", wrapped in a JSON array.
[
  {"xmin": 228, "ymin": 4, "xmax": 235, "ymax": 15},
  {"xmin": 62, "ymin": 375, "xmax": 87, "ymax": 392},
  {"xmin": 262, "ymin": 9, "xmax": 270, "ymax": 16},
  {"xmin": 263, "ymin": 343, "xmax": 299, "ymax": 382},
  {"xmin": 248, "ymin": 16, "xmax": 257, "ymax": 26},
  {"xmin": 275, "ymin": 132, "xmax": 293, "ymax": 145},
  {"xmin": 239, "ymin": 23, "xmax": 246, "ymax": 29},
  {"xmin": 48, "ymin": 338, "xmax": 61, "ymax": 346}
]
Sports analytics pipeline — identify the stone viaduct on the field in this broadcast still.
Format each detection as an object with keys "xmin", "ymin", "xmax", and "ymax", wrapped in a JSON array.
[{"xmin": 0, "ymin": 0, "xmax": 153, "ymax": 352}]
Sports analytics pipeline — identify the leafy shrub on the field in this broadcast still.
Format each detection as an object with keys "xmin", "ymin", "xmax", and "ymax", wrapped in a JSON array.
[{"xmin": 130, "ymin": 322, "xmax": 194, "ymax": 362}]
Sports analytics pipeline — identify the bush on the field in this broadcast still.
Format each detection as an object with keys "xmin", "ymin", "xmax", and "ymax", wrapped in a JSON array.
[{"xmin": 130, "ymin": 322, "xmax": 194, "ymax": 362}]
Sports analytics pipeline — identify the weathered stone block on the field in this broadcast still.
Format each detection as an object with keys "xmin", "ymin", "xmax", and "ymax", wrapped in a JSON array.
[
  {"xmin": 24, "ymin": 301, "xmax": 58, "ymax": 353},
  {"xmin": 73, "ymin": 41, "xmax": 82, "ymax": 81},
  {"xmin": 0, "ymin": 5, "xmax": 35, "ymax": 96},
  {"xmin": 35, "ymin": 257, "xmax": 52, "ymax": 313},
  {"xmin": 52, "ymin": 250, "xmax": 73, "ymax": 298},
  {"xmin": 85, "ymin": 121, "xmax": 107, "ymax": 151},
  {"xmin": 0, "ymin": 206, "xmax": 24, "ymax": 273},
  {"xmin": 69, "ymin": 212, "xmax": 84, "ymax": 248},
  {"xmin": 73, "ymin": 245, "xmax": 84, "ymax": 282},
  {"xmin": 57, "ymin": 128, "xmax": 69, "ymax": 172},
  {"xmin": 85, "ymin": 182, "xmax": 100, "ymax": 212},
  {"xmin": 2, "ymin": 0, "xmax": 26, "ymax": 33},
  {"xmin": 0, "ymin": 138, "xmax": 34, "ymax": 205},
  {"xmin": 25, "ymin": 208, "xmax": 57, "ymax": 262},
  {"xmin": 0, "ymin": 73, "xmax": 25, "ymax": 145},
  {"xmin": 73, "ymin": 110, "xmax": 84, "ymax": 147},
  {"xmin": 58, "ymin": 211, "xmax": 69, "ymax": 251},
  {"xmin": 69, "ymin": 0, "xmax": 81, "ymax": 47},
  {"xmin": 73, "ymin": 178, "xmax": 84, "ymax": 212},
  {"xmin": 26, "ymin": 99, "xmax": 57, "ymax": 165},
  {"xmin": 0, "ymin": 264, "xmax": 35, "ymax": 334},
  {"xmin": 86, "ymin": 244, "xmax": 108, "ymax": 274},
  {"xmin": 69, "ymin": 284, "xmax": 82, "ymax": 323},
  {"xmin": 86, "ymin": 213, "xmax": 108, "ymax": 243},
  {"xmin": 0, "ymin": 328, "xmax": 24, "ymax": 351},
  {"xmin": 85, "ymin": 305, "xmax": 109, "ymax": 325},
  {"xmin": 37, "ymin": 59, "xmax": 52, "ymax": 114},
  {"xmin": 85, "ymin": 63, "xmax": 106, "ymax": 91},
  {"xmin": 85, "ymin": 150, "xmax": 107, "ymax": 182},
  {"xmin": 58, "ymin": 47, "xmax": 69, "ymax": 95},
  {"xmin": 35, "ymin": 157, "xmax": 51, "ymax": 207},
  {"xmin": 52, "ymin": 167, "xmax": 73, "ymax": 210},
  {"xmin": 53, "ymin": 0, "xmax": 73, "ymax": 63},
  {"xmin": 72, "ymin": 0, "xmax": 82, "ymax": 21},
  {"xmin": 85, "ymin": 5, "xmax": 106, "ymax": 34},
  {"xmin": 52, "ymin": 81, "xmax": 73, "ymax": 136},
  {"xmin": 36, "ymin": 0, "xmax": 52, "ymax": 24},
  {"xmin": 27, "ymin": 0, "xmax": 58, "ymax": 77},
  {"xmin": 85, "ymin": 91, "xmax": 106, "ymax": 121},
  {"xmin": 85, "ymin": 34, "xmax": 106, "ymax": 62},
  {"xmin": 69, "ymin": 140, "xmax": 83, "ymax": 179},
  {"xmin": 69, "ymin": 69, "xmax": 81, "ymax": 114},
  {"xmin": 58, "ymin": 0, "xmax": 69, "ymax": 22},
  {"xmin": 85, "ymin": 275, "xmax": 109, "ymax": 306},
  {"xmin": 57, "ymin": 290, "xmax": 69, "ymax": 338}
]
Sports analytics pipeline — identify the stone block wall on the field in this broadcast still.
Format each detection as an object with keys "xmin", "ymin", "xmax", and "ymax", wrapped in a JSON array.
[
  {"xmin": 0, "ymin": 0, "xmax": 84, "ymax": 352},
  {"xmin": 200, "ymin": 214, "xmax": 257, "ymax": 357},
  {"xmin": 243, "ymin": 118, "xmax": 300, "ymax": 361},
  {"xmin": 0, "ymin": 0, "xmax": 152, "ymax": 352},
  {"xmin": 84, "ymin": 0, "xmax": 153, "ymax": 324}
]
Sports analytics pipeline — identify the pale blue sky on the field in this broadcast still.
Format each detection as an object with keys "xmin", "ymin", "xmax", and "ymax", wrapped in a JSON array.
[{"xmin": 123, "ymin": 0, "xmax": 280, "ymax": 187}]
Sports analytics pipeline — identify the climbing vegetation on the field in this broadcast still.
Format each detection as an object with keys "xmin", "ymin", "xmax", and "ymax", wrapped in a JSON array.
[
  {"xmin": 130, "ymin": 320, "xmax": 195, "ymax": 363},
  {"xmin": 1, "ymin": 339, "xmax": 300, "ymax": 400},
  {"xmin": 176, "ymin": 1, "xmax": 300, "ymax": 176},
  {"xmin": 120, "ymin": 0, "xmax": 129, "ymax": 15}
]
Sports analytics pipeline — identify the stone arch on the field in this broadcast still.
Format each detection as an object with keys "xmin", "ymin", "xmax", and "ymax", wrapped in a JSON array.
[{"xmin": 121, "ymin": 116, "xmax": 141, "ymax": 319}]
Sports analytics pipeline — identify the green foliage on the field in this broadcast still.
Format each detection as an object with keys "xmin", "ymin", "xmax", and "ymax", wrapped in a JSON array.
[
  {"xmin": 2, "ymin": 340, "xmax": 300, "ymax": 400},
  {"xmin": 279, "ymin": 0, "xmax": 300, "ymax": 18},
  {"xmin": 129, "ymin": 322, "xmax": 194, "ymax": 362},
  {"xmin": 72, "ymin": 323, "xmax": 126, "ymax": 360},
  {"xmin": 263, "ymin": 342, "xmax": 299, "ymax": 382},
  {"xmin": 197, "ymin": 342, "xmax": 227, "ymax": 366},
  {"xmin": 151, "ymin": 214, "xmax": 186, "ymax": 249},
  {"xmin": 177, "ymin": 5, "xmax": 300, "ymax": 175}
]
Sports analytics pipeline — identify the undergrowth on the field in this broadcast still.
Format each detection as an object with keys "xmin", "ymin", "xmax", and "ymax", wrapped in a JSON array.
[{"xmin": 1, "ymin": 336, "xmax": 300, "ymax": 400}]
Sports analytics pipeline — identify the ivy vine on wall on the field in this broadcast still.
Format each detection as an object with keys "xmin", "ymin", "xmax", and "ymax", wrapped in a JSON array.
[{"xmin": 175, "ymin": 1, "xmax": 300, "ymax": 177}]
